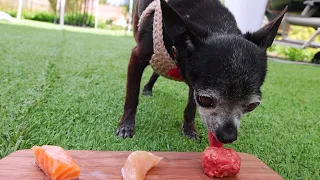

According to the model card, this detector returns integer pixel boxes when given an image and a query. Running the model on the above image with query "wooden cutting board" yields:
[0,150,283,180]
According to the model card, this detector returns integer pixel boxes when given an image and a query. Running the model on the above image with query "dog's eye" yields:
[245,102,260,113]
[197,96,216,107]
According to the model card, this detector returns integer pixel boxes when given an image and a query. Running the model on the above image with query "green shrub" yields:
[31,12,55,23]
[288,26,320,42]
[22,11,36,20]
[3,10,95,27]
[268,25,320,62]
[98,20,107,29]
[282,47,309,61]
[5,10,17,17]
[2,10,126,31]
[1,10,55,22]
[106,19,113,25]
[60,13,95,27]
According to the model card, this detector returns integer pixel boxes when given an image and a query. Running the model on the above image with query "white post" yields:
[17,0,23,20]
[94,0,100,30]
[224,0,268,33]
[60,0,66,30]
[127,0,134,33]
[54,0,61,24]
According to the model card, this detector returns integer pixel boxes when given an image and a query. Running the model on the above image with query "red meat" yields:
[201,147,241,178]
[208,132,223,148]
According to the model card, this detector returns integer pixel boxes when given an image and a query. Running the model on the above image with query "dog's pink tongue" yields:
[208,132,224,148]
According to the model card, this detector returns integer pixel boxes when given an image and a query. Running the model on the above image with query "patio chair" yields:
[273,0,320,49]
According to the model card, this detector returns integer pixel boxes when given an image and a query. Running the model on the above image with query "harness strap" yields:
[138,0,170,57]
[137,0,183,81]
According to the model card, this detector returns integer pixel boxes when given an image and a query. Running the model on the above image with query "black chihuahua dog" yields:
[116,0,287,144]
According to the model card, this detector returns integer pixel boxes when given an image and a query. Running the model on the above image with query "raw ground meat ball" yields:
[201,147,241,178]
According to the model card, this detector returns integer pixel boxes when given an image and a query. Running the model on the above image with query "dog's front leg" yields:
[116,46,148,138]
[182,87,199,139]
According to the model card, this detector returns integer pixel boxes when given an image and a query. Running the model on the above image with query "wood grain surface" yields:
[0,150,283,180]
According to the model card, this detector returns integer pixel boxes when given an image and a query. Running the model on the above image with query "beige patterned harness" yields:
[137,0,183,81]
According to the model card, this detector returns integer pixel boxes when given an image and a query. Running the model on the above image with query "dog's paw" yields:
[142,88,153,96]
[116,123,135,139]
[182,128,200,140]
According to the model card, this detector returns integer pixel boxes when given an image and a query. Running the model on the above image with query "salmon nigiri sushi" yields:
[32,145,80,180]
[121,151,162,180]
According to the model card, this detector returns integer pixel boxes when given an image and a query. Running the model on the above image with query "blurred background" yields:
[0,0,319,63]
[0,0,136,30]
[0,0,320,62]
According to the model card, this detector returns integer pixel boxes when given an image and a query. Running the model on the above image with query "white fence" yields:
[1,0,134,31]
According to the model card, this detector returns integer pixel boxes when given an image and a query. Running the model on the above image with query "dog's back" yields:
[167,0,241,36]
[134,0,243,57]
[136,0,241,40]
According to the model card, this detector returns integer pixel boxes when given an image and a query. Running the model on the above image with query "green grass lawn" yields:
[0,20,319,179]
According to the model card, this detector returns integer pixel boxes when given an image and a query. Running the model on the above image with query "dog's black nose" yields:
[216,122,238,144]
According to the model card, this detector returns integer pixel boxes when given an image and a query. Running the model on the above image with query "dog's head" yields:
[160,0,287,143]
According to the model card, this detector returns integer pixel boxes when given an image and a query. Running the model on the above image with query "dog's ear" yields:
[244,6,288,49]
[160,0,193,44]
